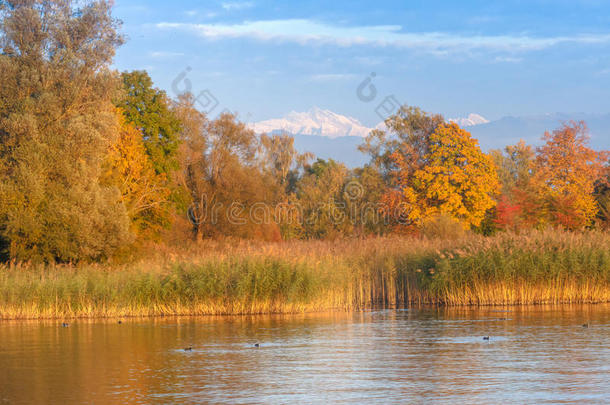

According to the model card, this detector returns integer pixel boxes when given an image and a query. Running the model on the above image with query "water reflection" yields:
[0,305,609,404]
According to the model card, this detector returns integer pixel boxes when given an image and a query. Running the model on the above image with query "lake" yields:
[1,305,609,404]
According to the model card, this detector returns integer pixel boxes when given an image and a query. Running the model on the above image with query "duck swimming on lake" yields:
[62,323,69,328]
[483,336,490,340]
[254,343,260,348]
[184,347,193,351]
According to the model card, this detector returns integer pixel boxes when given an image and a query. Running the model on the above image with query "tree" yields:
[297,159,351,239]
[360,105,444,183]
[118,70,181,177]
[260,132,314,187]
[386,122,500,229]
[260,132,297,185]
[346,166,388,236]
[490,140,538,230]
[490,140,535,193]
[0,0,132,262]
[594,165,610,229]
[172,93,210,240]
[102,110,171,238]
[531,121,609,230]
[173,102,281,240]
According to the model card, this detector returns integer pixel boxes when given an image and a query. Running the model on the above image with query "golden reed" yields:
[1,230,609,319]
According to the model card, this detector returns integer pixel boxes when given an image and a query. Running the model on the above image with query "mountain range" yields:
[249,108,610,167]
[251,107,373,138]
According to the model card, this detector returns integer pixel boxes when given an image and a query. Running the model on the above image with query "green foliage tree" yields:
[0,0,132,262]
[118,70,181,177]
[490,140,535,194]
[346,166,388,236]
[297,159,352,239]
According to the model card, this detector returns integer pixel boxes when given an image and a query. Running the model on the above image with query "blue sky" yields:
[113,0,610,126]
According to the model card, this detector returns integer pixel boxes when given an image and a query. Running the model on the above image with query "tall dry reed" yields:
[1,230,609,319]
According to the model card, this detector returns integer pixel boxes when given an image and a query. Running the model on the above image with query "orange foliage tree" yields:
[102,111,171,238]
[383,122,500,229]
[531,121,609,230]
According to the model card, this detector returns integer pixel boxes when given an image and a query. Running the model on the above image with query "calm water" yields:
[0,305,609,404]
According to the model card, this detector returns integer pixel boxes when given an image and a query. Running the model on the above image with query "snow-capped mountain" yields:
[449,113,490,127]
[248,109,610,168]
[250,107,373,138]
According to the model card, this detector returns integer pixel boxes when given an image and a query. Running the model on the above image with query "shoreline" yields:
[2,302,609,322]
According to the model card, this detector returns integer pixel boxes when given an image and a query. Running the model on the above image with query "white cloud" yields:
[221,2,254,11]
[156,19,610,54]
[493,56,523,63]
[309,73,358,82]
[149,51,185,59]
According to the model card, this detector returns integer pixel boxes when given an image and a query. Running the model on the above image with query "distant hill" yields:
[469,113,610,151]
[291,133,368,167]
[251,109,610,168]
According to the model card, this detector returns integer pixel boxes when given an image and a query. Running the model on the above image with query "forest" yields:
[1,1,609,318]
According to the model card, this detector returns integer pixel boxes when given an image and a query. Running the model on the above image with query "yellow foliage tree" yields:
[388,122,499,229]
[102,111,171,238]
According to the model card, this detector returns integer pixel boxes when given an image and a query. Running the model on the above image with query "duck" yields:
[483,336,490,340]
[62,322,69,328]
[582,323,589,328]
[184,346,193,351]
[117,320,123,325]
[254,343,260,348]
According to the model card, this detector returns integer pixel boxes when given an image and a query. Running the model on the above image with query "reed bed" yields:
[1,230,609,319]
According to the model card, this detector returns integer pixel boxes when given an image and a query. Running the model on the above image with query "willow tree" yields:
[0,0,131,262]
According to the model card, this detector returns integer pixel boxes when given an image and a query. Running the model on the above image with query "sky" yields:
[112,0,610,127]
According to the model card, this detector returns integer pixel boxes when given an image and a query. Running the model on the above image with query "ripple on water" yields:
[0,305,609,404]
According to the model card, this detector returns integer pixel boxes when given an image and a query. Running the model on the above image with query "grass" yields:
[1,230,609,319]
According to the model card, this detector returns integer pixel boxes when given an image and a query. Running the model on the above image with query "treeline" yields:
[1,1,609,263]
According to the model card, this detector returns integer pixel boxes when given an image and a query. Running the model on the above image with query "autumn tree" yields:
[490,140,538,230]
[172,93,210,240]
[173,103,282,240]
[360,106,445,230]
[531,122,609,230]
[260,132,314,188]
[0,0,132,262]
[360,105,444,183]
[102,111,171,238]
[386,122,500,229]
